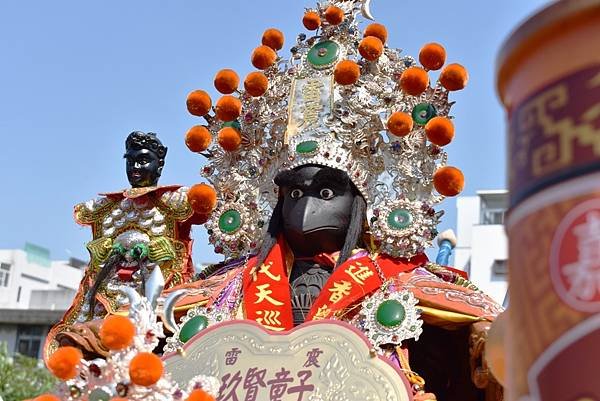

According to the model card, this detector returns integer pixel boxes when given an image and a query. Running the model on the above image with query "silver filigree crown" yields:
[187,0,466,259]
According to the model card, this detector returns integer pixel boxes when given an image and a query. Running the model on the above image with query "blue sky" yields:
[0,0,549,263]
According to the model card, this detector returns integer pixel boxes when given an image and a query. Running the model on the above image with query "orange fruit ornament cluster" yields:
[358,23,387,62]
[129,352,164,387]
[47,346,82,381]
[397,42,468,96]
[99,315,136,350]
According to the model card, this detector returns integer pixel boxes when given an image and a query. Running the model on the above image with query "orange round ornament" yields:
[358,36,383,61]
[251,46,277,70]
[325,6,344,25]
[387,112,414,136]
[244,72,269,97]
[214,69,239,95]
[215,96,242,122]
[186,389,216,401]
[218,127,242,151]
[186,90,212,117]
[188,183,218,215]
[425,117,454,146]
[364,23,388,44]
[334,60,360,85]
[129,352,163,387]
[47,346,82,381]
[433,166,465,196]
[261,28,285,51]
[439,63,468,91]
[185,126,212,153]
[34,394,60,401]
[303,11,321,30]
[400,67,430,96]
[419,43,446,71]
[99,315,135,350]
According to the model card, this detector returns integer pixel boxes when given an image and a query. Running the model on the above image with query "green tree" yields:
[0,342,57,401]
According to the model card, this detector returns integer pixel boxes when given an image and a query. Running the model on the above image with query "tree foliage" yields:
[0,342,57,401]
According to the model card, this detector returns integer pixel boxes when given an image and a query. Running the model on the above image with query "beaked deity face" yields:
[125,148,161,188]
[278,165,355,257]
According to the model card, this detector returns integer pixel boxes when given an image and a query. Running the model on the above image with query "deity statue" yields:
[165,1,504,398]
[45,131,203,361]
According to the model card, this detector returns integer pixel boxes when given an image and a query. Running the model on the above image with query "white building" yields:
[0,243,85,358]
[455,190,508,306]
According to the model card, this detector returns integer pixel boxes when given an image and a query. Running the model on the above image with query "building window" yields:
[16,325,44,358]
[482,209,505,225]
[492,259,508,275]
[0,263,10,287]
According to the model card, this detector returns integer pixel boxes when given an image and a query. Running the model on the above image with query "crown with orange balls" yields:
[185,0,468,259]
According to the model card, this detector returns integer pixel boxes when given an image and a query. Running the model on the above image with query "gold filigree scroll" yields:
[514,69,600,180]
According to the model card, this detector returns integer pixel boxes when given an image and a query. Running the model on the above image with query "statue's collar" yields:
[99,184,182,199]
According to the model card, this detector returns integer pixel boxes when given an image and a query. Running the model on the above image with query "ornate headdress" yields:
[126,131,168,161]
[185,0,467,259]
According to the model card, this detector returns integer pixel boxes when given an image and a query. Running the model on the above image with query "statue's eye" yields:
[290,189,304,199]
[320,188,335,200]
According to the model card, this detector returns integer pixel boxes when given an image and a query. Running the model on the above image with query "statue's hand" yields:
[469,321,493,389]
[54,319,109,360]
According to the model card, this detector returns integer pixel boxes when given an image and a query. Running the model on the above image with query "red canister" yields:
[497,1,600,400]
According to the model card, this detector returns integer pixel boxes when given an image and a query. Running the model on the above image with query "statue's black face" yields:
[125,148,161,188]
[277,166,355,257]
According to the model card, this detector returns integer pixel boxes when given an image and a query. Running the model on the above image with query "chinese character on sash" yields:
[328,281,352,303]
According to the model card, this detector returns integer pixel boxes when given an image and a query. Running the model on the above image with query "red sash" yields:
[243,239,428,331]
[242,237,294,331]
[306,252,428,321]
